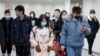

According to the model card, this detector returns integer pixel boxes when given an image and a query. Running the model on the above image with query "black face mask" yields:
[46,16,50,20]
[47,17,50,19]
[74,16,80,19]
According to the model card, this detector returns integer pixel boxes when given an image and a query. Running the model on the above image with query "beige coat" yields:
[30,26,55,56]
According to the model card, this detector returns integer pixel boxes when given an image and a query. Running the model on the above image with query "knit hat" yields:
[90,9,95,14]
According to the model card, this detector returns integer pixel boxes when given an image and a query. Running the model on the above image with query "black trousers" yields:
[1,41,12,54]
[87,38,95,54]
[16,44,31,56]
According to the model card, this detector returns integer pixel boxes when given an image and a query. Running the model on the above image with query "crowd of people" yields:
[0,5,99,56]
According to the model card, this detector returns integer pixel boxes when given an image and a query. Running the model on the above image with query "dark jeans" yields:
[1,42,12,54]
[16,44,31,56]
[87,38,95,54]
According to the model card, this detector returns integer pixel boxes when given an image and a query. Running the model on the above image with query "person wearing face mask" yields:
[51,9,61,31]
[60,7,91,56]
[11,5,32,56]
[30,11,38,27]
[1,10,13,56]
[30,14,55,56]
[51,9,61,56]
[45,12,54,30]
[54,10,68,44]
[85,9,100,56]
[54,10,67,56]
[45,12,51,19]
[54,10,67,54]
[52,9,60,22]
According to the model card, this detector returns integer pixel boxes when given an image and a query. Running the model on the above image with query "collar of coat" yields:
[66,14,86,22]
[87,16,97,22]
[16,15,30,22]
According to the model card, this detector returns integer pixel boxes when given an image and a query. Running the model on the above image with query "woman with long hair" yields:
[30,14,55,56]
[54,10,68,56]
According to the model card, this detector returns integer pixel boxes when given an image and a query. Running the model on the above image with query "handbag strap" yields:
[31,27,37,38]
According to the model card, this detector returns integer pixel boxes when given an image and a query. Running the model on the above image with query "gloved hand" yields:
[47,46,51,52]
[35,45,41,52]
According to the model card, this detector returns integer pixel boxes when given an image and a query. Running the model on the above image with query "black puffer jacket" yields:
[86,17,100,39]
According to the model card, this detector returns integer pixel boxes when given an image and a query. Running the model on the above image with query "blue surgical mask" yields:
[5,16,11,20]
[54,13,60,18]
[41,22,47,27]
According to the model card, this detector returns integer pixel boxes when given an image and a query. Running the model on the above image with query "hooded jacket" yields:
[60,14,91,47]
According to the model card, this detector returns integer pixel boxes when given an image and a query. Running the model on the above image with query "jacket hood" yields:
[66,14,86,22]
[87,16,97,22]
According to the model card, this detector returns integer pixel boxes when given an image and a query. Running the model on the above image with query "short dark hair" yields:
[4,10,10,14]
[15,5,25,14]
[55,9,60,12]
[37,14,49,28]
[60,10,67,16]
[72,7,81,14]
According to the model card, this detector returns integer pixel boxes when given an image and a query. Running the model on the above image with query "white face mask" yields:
[62,15,67,20]
[16,12,20,17]
[30,14,34,18]
[90,14,95,18]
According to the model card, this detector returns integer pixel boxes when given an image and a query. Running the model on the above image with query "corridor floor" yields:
[0,48,100,56]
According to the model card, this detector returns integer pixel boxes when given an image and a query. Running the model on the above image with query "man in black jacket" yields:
[11,5,32,56]
[1,10,13,56]
[86,9,100,56]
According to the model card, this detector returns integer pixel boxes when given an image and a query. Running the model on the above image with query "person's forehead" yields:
[15,10,20,12]
[46,13,50,15]
[5,13,10,15]
[55,11,60,13]
[62,12,67,14]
